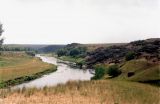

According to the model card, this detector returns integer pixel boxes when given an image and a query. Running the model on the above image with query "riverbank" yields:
[0,67,57,88]
[1,80,159,104]
[41,53,86,69]
[57,56,87,69]
[0,52,57,88]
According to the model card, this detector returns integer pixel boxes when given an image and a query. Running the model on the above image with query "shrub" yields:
[125,52,135,61]
[69,48,80,57]
[107,65,121,77]
[57,49,67,57]
[25,51,35,56]
[92,66,106,80]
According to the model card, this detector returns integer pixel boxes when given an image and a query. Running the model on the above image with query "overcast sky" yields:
[0,0,160,44]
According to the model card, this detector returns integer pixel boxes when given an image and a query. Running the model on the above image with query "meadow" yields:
[0,52,56,87]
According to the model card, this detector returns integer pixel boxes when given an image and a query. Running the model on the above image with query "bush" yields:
[57,49,67,57]
[92,66,106,80]
[69,48,80,57]
[25,51,35,56]
[125,52,135,61]
[107,65,121,77]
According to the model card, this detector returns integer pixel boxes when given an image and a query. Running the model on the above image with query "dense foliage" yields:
[57,49,67,57]
[25,51,36,56]
[56,43,87,58]
[125,52,135,61]
[86,38,160,67]
[107,65,121,77]
[91,65,106,80]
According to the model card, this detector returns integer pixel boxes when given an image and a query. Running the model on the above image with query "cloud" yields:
[0,0,159,44]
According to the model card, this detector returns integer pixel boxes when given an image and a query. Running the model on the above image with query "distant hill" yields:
[3,44,48,50]
[38,45,65,53]
[2,44,65,53]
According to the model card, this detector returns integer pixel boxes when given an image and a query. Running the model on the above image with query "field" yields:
[0,52,56,86]
[0,80,159,104]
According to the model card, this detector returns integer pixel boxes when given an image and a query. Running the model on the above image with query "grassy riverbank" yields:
[0,52,57,88]
[0,80,159,104]
[58,56,84,63]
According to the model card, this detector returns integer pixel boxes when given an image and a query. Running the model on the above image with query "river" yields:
[15,55,94,89]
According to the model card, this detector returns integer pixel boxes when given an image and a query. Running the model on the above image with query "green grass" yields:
[0,52,31,67]
[130,65,160,82]
[0,52,57,87]
[117,59,160,83]
[0,67,57,88]
[58,56,84,63]
[120,58,152,72]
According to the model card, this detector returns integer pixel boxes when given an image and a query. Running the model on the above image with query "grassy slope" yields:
[1,80,159,104]
[130,65,160,82]
[58,56,84,63]
[0,52,56,82]
[118,59,160,82]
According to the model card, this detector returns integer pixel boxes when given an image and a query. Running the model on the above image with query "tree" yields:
[125,51,135,61]
[57,49,67,57]
[0,23,4,47]
[91,65,106,80]
[107,65,121,77]
[69,48,80,57]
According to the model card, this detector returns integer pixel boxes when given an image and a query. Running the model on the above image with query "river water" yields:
[15,55,93,88]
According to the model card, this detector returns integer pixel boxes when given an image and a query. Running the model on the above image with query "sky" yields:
[0,0,160,44]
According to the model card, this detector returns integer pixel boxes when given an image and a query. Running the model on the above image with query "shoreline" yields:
[0,66,57,88]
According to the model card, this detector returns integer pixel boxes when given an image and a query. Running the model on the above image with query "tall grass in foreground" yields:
[0,80,159,104]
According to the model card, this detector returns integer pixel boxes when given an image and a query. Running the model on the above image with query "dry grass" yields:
[0,52,55,81]
[0,80,159,104]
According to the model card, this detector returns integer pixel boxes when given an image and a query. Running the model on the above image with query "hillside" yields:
[2,44,65,53]
[2,44,47,50]
[55,38,160,84]
[118,59,160,83]
[85,38,160,84]
[86,38,160,66]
